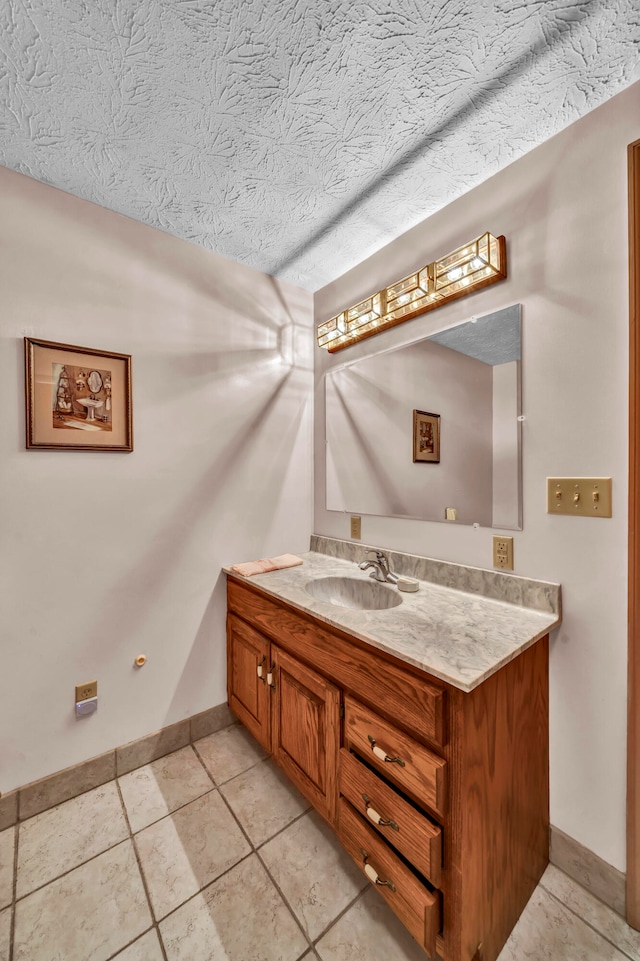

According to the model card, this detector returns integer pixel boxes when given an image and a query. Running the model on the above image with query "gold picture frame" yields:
[25,338,133,451]
[413,409,440,463]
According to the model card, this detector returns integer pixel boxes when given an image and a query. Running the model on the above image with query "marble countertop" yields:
[224,547,561,693]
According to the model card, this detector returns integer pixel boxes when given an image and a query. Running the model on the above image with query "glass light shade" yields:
[434,232,502,296]
[316,232,506,351]
[346,292,383,328]
[385,267,434,320]
[316,312,347,348]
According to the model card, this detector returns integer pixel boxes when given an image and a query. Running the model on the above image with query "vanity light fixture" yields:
[316,232,507,352]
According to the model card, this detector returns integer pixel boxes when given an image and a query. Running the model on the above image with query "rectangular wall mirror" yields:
[325,304,522,529]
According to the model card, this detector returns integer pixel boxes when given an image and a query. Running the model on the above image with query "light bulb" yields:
[470,257,484,270]
[447,267,463,281]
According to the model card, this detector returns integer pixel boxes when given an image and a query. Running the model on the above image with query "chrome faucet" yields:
[359,549,398,584]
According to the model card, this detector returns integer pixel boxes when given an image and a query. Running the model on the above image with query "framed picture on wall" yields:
[25,338,133,451]
[412,409,440,463]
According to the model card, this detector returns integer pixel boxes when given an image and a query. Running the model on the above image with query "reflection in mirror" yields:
[87,370,103,394]
[325,305,522,529]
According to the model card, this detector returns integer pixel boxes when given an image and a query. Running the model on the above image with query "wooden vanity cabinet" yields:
[227,613,271,752]
[226,576,549,961]
[271,645,340,824]
[227,610,340,823]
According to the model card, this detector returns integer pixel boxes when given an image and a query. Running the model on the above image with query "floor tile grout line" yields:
[6,792,318,961]
[212,754,313,853]
[9,779,358,961]
[11,828,132,905]
[189,740,222,790]
[215,778,262,851]
[191,737,270,791]
[540,881,639,961]
[14,763,317,878]
[254,806,314,852]
[253,804,370,954]
[126,783,216,837]
[102,924,157,961]
[118,742,218,831]
[311,885,370,949]
[191,752,322,952]
[117,739,314,947]
[114,778,171,961]
[254,845,315,953]
[149,848,257,927]
[11,730,391,961]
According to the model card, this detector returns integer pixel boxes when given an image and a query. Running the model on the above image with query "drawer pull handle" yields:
[360,849,396,892]
[267,663,276,689]
[362,794,399,832]
[367,735,406,767]
[257,656,266,683]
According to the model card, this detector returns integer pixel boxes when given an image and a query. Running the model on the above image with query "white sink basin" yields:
[305,575,402,611]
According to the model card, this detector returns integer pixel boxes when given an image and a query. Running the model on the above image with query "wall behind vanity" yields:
[0,167,314,793]
[314,79,640,874]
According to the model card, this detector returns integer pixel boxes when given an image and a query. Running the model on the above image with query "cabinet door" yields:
[227,614,271,752]
[271,644,340,825]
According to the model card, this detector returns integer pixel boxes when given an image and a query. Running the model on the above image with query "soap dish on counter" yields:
[397,577,419,592]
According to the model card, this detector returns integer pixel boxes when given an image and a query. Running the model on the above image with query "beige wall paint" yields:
[315,80,639,872]
[492,361,520,528]
[0,168,313,792]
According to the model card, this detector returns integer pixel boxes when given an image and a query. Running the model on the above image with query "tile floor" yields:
[1,721,639,961]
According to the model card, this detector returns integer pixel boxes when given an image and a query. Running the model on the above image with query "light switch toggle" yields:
[547,478,612,517]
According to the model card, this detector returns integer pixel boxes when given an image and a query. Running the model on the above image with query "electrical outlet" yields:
[493,536,514,570]
[75,681,97,702]
[350,515,361,540]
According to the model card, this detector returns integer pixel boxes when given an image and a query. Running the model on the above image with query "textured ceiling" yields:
[1,1,639,291]
[430,305,520,365]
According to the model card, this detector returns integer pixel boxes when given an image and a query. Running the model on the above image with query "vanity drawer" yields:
[344,697,447,817]
[338,797,440,957]
[339,748,442,887]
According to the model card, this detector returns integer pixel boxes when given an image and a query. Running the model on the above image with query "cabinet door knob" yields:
[360,849,396,891]
[362,794,399,831]
[257,655,266,684]
[367,735,406,767]
[267,662,276,689]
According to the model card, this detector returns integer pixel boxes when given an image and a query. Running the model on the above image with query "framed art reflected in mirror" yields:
[413,410,440,463]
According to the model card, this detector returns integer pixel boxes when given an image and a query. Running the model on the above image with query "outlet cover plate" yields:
[350,515,361,539]
[75,681,97,702]
[493,536,514,570]
[547,477,612,517]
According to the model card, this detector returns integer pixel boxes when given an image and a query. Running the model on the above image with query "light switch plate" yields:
[547,478,612,517]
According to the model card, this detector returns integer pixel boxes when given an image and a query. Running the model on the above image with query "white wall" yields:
[315,80,639,872]
[492,361,520,528]
[0,168,314,792]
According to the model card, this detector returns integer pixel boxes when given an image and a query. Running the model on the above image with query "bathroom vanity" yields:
[225,540,560,961]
